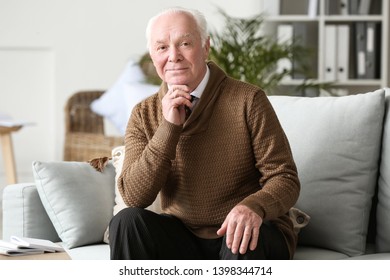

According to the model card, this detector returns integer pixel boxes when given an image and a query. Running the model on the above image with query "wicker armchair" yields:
[63,90,123,162]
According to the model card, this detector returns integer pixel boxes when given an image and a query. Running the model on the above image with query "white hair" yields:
[145,7,209,51]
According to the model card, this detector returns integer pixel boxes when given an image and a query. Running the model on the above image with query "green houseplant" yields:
[209,9,328,96]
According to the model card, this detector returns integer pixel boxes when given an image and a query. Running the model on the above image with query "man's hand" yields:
[217,205,263,255]
[162,85,193,125]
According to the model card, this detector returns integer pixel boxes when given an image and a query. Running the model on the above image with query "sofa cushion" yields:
[294,246,349,260]
[376,88,390,252]
[65,243,110,260]
[32,161,115,249]
[2,183,60,242]
[269,89,385,257]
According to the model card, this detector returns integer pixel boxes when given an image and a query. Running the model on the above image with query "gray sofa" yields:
[2,88,390,260]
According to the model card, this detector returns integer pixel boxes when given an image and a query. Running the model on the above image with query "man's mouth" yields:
[166,67,188,72]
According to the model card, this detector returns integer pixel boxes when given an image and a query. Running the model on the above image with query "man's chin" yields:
[166,78,189,86]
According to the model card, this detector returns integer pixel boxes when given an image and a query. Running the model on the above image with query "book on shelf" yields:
[325,0,350,15]
[365,22,381,79]
[278,0,316,15]
[336,24,350,81]
[325,0,380,15]
[349,0,360,14]
[324,25,337,81]
[326,0,341,15]
[308,0,319,17]
[292,22,309,79]
[355,22,366,78]
[0,236,64,257]
[354,21,380,79]
[264,0,381,16]
[324,24,351,82]
[359,0,372,15]
[276,24,293,80]
[354,0,380,15]
[340,0,349,15]
[277,22,316,80]
[369,0,382,14]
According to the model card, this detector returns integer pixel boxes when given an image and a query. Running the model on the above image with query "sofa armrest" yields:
[2,183,60,242]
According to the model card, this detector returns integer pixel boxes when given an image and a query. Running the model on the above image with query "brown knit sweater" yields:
[118,61,300,258]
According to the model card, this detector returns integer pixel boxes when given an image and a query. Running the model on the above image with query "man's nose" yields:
[168,47,182,62]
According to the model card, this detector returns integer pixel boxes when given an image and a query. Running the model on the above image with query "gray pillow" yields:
[269,89,385,256]
[32,161,115,249]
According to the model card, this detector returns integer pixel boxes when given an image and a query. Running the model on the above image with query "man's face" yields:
[149,12,210,91]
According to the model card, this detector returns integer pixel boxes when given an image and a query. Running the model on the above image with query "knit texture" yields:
[118,62,300,258]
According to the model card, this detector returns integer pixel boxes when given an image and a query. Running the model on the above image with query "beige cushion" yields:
[103,146,161,243]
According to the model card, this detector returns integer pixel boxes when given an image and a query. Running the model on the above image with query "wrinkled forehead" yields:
[153,32,197,45]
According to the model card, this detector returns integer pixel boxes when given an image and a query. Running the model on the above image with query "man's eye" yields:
[181,42,190,47]
[157,46,167,51]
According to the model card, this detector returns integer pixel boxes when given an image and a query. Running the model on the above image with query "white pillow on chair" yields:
[90,60,159,135]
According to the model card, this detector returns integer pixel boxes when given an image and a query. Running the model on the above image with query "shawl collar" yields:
[157,61,228,134]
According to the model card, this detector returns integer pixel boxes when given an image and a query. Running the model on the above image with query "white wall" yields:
[0,0,261,186]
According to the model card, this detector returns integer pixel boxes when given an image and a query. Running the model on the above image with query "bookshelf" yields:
[261,0,389,96]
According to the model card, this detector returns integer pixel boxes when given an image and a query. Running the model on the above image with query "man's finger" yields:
[249,226,259,251]
[231,223,244,254]
[225,221,237,250]
[239,226,253,255]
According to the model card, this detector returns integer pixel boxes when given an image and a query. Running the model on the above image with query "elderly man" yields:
[109,7,300,260]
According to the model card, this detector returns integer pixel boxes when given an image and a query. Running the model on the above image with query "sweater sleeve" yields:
[117,104,182,208]
[239,90,300,220]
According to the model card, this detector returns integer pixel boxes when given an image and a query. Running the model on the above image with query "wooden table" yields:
[0,251,71,260]
[0,125,22,184]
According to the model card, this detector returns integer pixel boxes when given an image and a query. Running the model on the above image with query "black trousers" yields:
[109,207,289,260]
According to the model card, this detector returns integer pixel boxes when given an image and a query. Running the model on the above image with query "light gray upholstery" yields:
[269,89,385,257]
[376,88,390,252]
[2,183,59,242]
[3,88,390,260]
[32,161,115,249]
[294,246,349,260]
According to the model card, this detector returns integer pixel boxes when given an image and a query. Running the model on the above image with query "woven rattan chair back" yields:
[63,90,123,161]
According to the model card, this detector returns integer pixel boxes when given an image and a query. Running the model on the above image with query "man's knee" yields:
[109,207,153,230]
[115,207,146,219]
